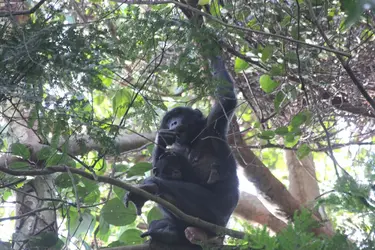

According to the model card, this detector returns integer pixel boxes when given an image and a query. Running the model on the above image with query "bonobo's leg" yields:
[124,183,158,215]
[141,217,187,244]
[139,177,237,245]
[143,177,236,223]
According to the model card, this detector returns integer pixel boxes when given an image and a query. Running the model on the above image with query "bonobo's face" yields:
[162,107,205,145]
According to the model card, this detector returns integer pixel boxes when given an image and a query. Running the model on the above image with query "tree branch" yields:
[112,0,351,57]
[0,166,245,240]
[228,119,334,237]
[305,0,375,112]
[0,0,47,17]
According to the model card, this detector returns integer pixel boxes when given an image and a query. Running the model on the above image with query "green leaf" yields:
[341,0,363,27]
[119,229,143,245]
[274,91,285,112]
[97,216,110,242]
[291,112,308,127]
[27,106,38,129]
[68,210,95,237]
[269,64,285,76]
[259,75,279,93]
[261,45,273,62]
[98,74,113,87]
[51,123,62,148]
[234,57,250,73]
[258,131,275,140]
[147,206,163,224]
[112,89,132,118]
[113,164,128,172]
[9,162,30,170]
[275,126,289,136]
[209,0,221,17]
[285,133,300,147]
[77,186,100,204]
[11,143,30,160]
[37,147,55,161]
[297,144,311,160]
[55,173,80,188]
[127,162,152,177]
[113,186,126,200]
[289,126,302,136]
[46,154,75,167]
[101,198,137,226]
[198,0,210,5]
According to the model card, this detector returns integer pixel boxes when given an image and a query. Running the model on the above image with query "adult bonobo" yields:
[125,54,238,246]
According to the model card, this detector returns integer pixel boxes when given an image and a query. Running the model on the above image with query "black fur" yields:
[124,55,239,246]
[153,151,200,183]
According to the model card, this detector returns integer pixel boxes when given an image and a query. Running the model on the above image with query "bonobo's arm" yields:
[207,56,237,136]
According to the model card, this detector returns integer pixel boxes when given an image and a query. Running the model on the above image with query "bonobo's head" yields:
[160,107,206,145]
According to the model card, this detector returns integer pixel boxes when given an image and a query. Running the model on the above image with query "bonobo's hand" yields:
[124,191,146,215]
[158,129,177,146]
[124,183,159,215]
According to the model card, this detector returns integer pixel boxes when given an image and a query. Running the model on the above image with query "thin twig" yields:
[111,0,351,57]
[305,0,375,112]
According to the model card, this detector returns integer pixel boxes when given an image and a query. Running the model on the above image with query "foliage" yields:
[0,0,374,249]
[228,210,355,250]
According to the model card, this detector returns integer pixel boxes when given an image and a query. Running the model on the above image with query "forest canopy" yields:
[0,0,375,249]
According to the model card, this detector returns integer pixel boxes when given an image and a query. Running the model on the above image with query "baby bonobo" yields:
[155,128,221,185]
[153,151,198,182]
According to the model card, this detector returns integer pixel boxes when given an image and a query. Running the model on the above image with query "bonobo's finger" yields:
[140,230,151,238]
[136,205,143,216]
[158,130,176,145]
[124,193,129,208]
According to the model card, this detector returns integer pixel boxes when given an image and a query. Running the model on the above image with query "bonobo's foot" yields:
[124,183,159,215]
[141,220,181,244]
[185,227,223,245]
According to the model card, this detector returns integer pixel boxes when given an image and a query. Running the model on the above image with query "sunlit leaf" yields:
[11,143,30,160]
[234,57,250,73]
[119,229,143,245]
[258,131,275,140]
[260,75,279,93]
[127,162,152,177]
[101,198,136,226]
[275,126,289,136]
[147,206,163,224]
[37,147,55,161]
[198,0,210,5]
[291,112,308,127]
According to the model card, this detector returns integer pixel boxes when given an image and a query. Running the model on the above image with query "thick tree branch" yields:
[0,0,47,17]
[228,119,334,237]
[0,166,245,240]
[234,192,287,233]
